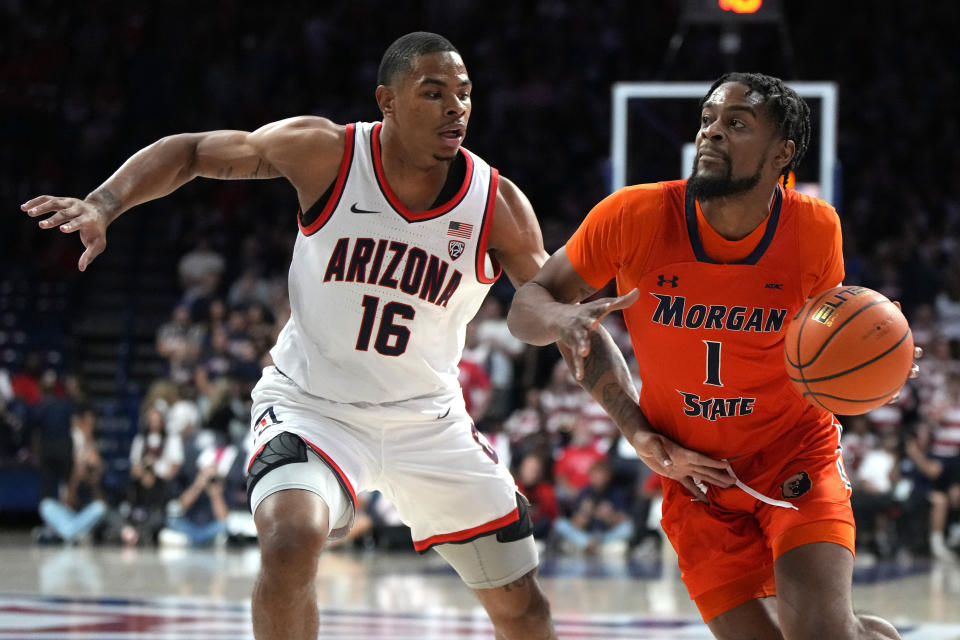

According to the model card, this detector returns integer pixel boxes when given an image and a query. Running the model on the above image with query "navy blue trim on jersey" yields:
[684,184,783,265]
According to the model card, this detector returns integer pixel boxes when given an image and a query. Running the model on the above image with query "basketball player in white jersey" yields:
[22,32,558,640]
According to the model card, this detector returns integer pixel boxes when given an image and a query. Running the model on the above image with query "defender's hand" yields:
[22,196,110,271]
[886,301,921,404]
[630,430,733,502]
[558,288,640,380]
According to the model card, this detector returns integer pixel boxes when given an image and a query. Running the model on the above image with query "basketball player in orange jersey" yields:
[508,73,905,639]
[15,31,612,640]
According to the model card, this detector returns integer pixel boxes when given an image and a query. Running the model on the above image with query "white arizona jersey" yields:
[270,121,501,403]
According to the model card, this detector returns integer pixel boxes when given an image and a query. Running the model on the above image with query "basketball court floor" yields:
[1,532,958,639]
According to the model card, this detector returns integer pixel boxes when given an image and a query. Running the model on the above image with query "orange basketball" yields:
[784,285,914,415]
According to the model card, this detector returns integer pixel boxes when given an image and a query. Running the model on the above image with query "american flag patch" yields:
[447,221,473,238]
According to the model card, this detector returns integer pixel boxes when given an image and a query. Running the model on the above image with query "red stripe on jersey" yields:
[371,122,474,222]
[298,123,356,236]
[475,168,501,284]
[300,438,358,508]
[246,443,267,472]
[412,506,518,552]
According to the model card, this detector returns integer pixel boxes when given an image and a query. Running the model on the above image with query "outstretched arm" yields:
[509,249,733,499]
[22,116,343,270]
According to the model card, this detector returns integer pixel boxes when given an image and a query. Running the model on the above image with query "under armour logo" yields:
[657,274,679,288]
[765,283,784,290]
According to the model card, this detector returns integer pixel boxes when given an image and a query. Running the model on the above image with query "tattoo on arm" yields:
[601,382,640,427]
[216,159,278,180]
[581,332,612,389]
[88,187,121,214]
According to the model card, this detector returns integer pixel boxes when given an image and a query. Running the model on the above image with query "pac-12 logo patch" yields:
[448,240,465,260]
[254,406,282,432]
[780,471,812,499]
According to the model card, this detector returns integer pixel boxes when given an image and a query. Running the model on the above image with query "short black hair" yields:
[701,72,811,184]
[377,31,460,87]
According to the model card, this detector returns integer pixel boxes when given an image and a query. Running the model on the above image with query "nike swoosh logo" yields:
[437,407,451,420]
[350,203,379,214]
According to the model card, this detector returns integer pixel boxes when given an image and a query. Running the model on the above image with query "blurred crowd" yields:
[1,2,959,562]
[3,246,959,563]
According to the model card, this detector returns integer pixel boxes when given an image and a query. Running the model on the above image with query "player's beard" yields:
[688,154,764,201]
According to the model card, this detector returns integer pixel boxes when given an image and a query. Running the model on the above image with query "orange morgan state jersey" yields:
[566,180,845,459]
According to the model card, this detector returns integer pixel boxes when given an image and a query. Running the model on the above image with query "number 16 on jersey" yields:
[356,295,415,356]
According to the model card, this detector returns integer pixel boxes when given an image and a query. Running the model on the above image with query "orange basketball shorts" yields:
[659,418,856,622]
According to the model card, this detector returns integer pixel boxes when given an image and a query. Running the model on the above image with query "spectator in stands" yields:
[552,458,633,556]
[504,387,546,461]
[36,404,107,543]
[458,323,493,421]
[553,415,608,507]
[0,396,28,464]
[30,372,75,500]
[924,371,960,560]
[935,264,960,345]
[178,235,225,308]
[909,304,939,352]
[899,423,943,558]
[0,368,12,405]
[227,265,276,310]
[158,411,230,547]
[156,304,204,384]
[850,430,900,558]
[515,453,558,541]
[129,407,182,484]
[160,460,229,547]
[245,303,275,358]
[11,352,44,407]
[202,298,228,339]
[465,297,524,422]
[223,306,260,383]
[166,383,203,439]
[630,472,665,560]
[540,358,584,438]
[117,457,169,547]
[194,326,236,394]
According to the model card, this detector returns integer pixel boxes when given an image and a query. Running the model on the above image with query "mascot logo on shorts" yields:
[448,240,465,260]
[781,471,812,499]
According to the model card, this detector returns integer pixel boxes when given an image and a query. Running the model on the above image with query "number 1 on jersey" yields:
[356,295,415,356]
[703,340,723,387]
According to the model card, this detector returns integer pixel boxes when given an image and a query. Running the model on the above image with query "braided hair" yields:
[377,32,460,87]
[701,72,811,185]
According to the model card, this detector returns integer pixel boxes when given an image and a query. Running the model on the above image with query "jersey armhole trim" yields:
[298,122,356,236]
[476,168,502,284]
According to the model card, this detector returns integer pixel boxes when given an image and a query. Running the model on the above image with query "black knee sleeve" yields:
[496,492,533,543]
[246,432,309,509]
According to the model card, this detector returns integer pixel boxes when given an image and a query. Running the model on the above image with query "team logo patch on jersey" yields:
[448,240,465,260]
[254,406,282,432]
[780,471,812,499]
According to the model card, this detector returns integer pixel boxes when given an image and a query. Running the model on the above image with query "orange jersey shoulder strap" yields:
[566,181,686,290]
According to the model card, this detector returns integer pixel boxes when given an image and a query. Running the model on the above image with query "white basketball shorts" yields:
[247,366,522,552]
